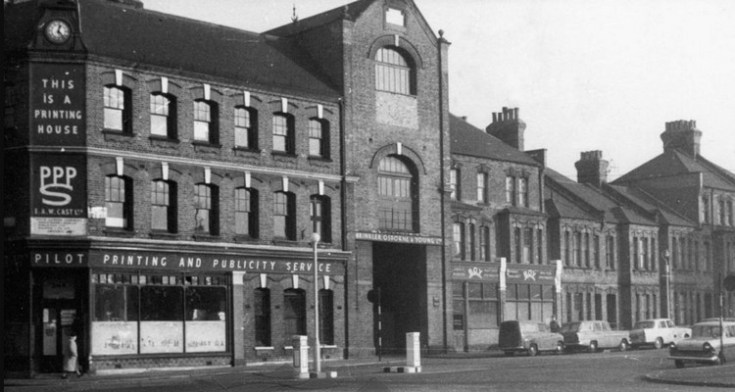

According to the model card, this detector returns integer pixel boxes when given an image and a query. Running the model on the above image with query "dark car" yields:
[499,320,564,356]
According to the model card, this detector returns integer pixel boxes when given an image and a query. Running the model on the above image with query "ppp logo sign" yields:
[32,155,86,217]
[40,166,77,206]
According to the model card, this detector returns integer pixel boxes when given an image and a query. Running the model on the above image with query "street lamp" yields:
[663,249,672,319]
[311,232,321,376]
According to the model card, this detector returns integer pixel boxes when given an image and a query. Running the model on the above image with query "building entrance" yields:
[36,271,84,372]
[372,242,427,354]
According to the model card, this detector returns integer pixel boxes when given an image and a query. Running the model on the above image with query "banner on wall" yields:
[31,153,87,236]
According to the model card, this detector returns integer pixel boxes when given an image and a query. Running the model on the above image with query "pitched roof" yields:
[6,0,340,100]
[266,0,374,37]
[449,115,539,166]
[605,184,694,227]
[614,150,735,191]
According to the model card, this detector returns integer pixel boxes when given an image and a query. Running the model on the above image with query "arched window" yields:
[283,288,306,339]
[105,175,132,229]
[375,47,414,95]
[378,155,418,232]
[151,180,177,233]
[453,222,465,259]
[235,187,258,238]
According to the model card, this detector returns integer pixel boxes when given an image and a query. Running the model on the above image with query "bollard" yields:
[292,335,309,379]
[406,332,421,372]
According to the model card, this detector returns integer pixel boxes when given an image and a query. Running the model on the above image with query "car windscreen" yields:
[692,325,720,338]
[560,322,580,333]
[634,321,655,329]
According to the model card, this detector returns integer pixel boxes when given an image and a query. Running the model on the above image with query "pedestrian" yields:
[62,334,81,379]
[549,314,561,333]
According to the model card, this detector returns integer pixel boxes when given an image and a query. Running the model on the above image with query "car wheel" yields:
[653,337,663,350]
[619,339,629,352]
[555,341,564,355]
[675,360,685,369]
[527,344,538,357]
[588,341,598,353]
[504,351,515,357]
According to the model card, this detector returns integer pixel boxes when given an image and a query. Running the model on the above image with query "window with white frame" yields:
[105,175,131,229]
[150,93,176,138]
[234,106,257,149]
[235,187,257,238]
[375,47,413,95]
[272,113,294,154]
[273,191,295,240]
[477,172,488,203]
[195,184,218,235]
[308,118,329,158]
[104,86,130,132]
[151,180,176,233]
[194,100,218,144]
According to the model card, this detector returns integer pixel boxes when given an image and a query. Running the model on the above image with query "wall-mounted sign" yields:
[355,231,443,245]
[451,264,500,281]
[30,63,86,146]
[506,265,557,284]
[31,154,87,235]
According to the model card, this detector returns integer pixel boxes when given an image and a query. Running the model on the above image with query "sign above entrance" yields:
[355,231,442,245]
[505,265,556,284]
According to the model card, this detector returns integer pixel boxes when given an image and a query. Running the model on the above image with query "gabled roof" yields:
[614,150,735,191]
[5,0,340,100]
[266,0,374,37]
[449,115,539,167]
[605,184,695,227]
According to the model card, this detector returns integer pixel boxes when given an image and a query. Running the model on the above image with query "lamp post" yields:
[663,249,672,319]
[311,232,321,376]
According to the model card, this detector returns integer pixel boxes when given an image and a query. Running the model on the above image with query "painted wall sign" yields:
[355,231,443,245]
[451,263,500,281]
[31,153,87,235]
[30,63,86,146]
[32,252,87,266]
[505,265,557,284]
[86,250,345,275]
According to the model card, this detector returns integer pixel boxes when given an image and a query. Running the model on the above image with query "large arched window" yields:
[378,155,418,232]
[375,47,415,95]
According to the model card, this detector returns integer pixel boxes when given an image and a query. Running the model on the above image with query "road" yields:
[15,349,727,392]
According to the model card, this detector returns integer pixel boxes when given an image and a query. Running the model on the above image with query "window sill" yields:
[103,228,135,237]
[149,231,179,240]
[192,233,221,242]
[102,129,135,142]
[234,235,259,243]
[254,346,274,351]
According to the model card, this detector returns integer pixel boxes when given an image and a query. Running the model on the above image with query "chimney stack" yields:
[575,150,609,187]
[485,107,526,150]
[660,119,701,157]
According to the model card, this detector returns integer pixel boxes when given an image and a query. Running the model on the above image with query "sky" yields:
[144,0,735,180]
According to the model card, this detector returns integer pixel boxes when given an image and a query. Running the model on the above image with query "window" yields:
[505,176,516,205]
[150,93,176,138]
[584,233,590,268]
[193,100,218,144]
[536,229,544,264]
[195,184,218,235]
[719,198,727,225]
[515,228,522,264]
[518,178,529,207]
[574,232,582,266]
[505,284,554,322]
[272,113,294,154]
[104,86,131,133]
[254,288,271,346]
[375,47,413,95]
[105,175,132,229]
[319,289,334,345]
[385,7,405,26]
[469,223,476,261]
[701,196,710,224]
[477,172,488,203]
[466,282,500,329]
[523,228,532,263]
[453,222,465,259]
[273,191,296,240]
[283,289,306,339]
[641,237,649,270]
[151,180,177,233]
[310,195,331,243]
[633,237,640,270]
[593,234,600,269]
[235,187,258,238]
[234,106,257,149]
[308,119,329,158]
[728,200,734,226]
[449,168,459,200]
[378,155,418,232]
[480,226,491,261]
[564,231,572,266]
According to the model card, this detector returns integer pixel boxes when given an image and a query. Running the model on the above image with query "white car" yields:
[668,320,735,368]
[630,318,691,349]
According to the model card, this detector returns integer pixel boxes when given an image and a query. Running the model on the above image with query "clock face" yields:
[44,20,71,44]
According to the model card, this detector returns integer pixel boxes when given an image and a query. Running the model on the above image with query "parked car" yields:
[669,319,735,368]
[498,320,564,356]
[561,320,630,352]
[630,318,691,349]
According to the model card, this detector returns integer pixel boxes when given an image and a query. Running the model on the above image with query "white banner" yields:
[140,321,183,354]
[91,321,138,355]
[185,321,226,352]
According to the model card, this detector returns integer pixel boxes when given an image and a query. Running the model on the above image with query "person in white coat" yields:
[62,334,81,379]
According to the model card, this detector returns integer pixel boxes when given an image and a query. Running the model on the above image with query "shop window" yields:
[150,93,177,139]
[254,288,271,346]
[273,191,296,240]
[193,99,219,144]
[283,289,306,339]
[319,289,334,345]
[449,168,459,200]
[467,282,499,329]
[308,118,329,158]
[104,85,131,133]
[310,195,331,243]
[480,226,491,261]
[234,106,257,149]
[151,180,177,233]
[453,222,465,259]
[140,285,184,353]
[476,172,488,203]
[375,46,414,95]
[195,184,219,235]
[272,113,294,154]
[185,286,227,352]
[505,284,553,323]
[105,175,132,230]
[377,155,418,232]
[235,187,258,238]
[95,285,138,322]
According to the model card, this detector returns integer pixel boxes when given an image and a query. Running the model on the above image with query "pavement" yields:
[5,353,735,391]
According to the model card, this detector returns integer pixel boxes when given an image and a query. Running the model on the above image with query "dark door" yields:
[37,271,83,373]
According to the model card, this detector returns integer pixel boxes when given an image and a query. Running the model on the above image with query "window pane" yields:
[254,289,271,346]
[104,108,123,130]
[151,114,168,136]
[284,289,306,338]
[194,121,209,141]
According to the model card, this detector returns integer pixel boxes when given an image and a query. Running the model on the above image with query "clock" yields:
[44,19,71,44]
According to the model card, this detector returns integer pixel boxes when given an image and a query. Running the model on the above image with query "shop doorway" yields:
[372,242,427,354]
[36,271,84,373]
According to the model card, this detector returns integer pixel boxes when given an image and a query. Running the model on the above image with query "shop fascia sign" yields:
[355,231,442,245]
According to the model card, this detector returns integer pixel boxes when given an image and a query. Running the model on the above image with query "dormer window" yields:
[386,7,405,26]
